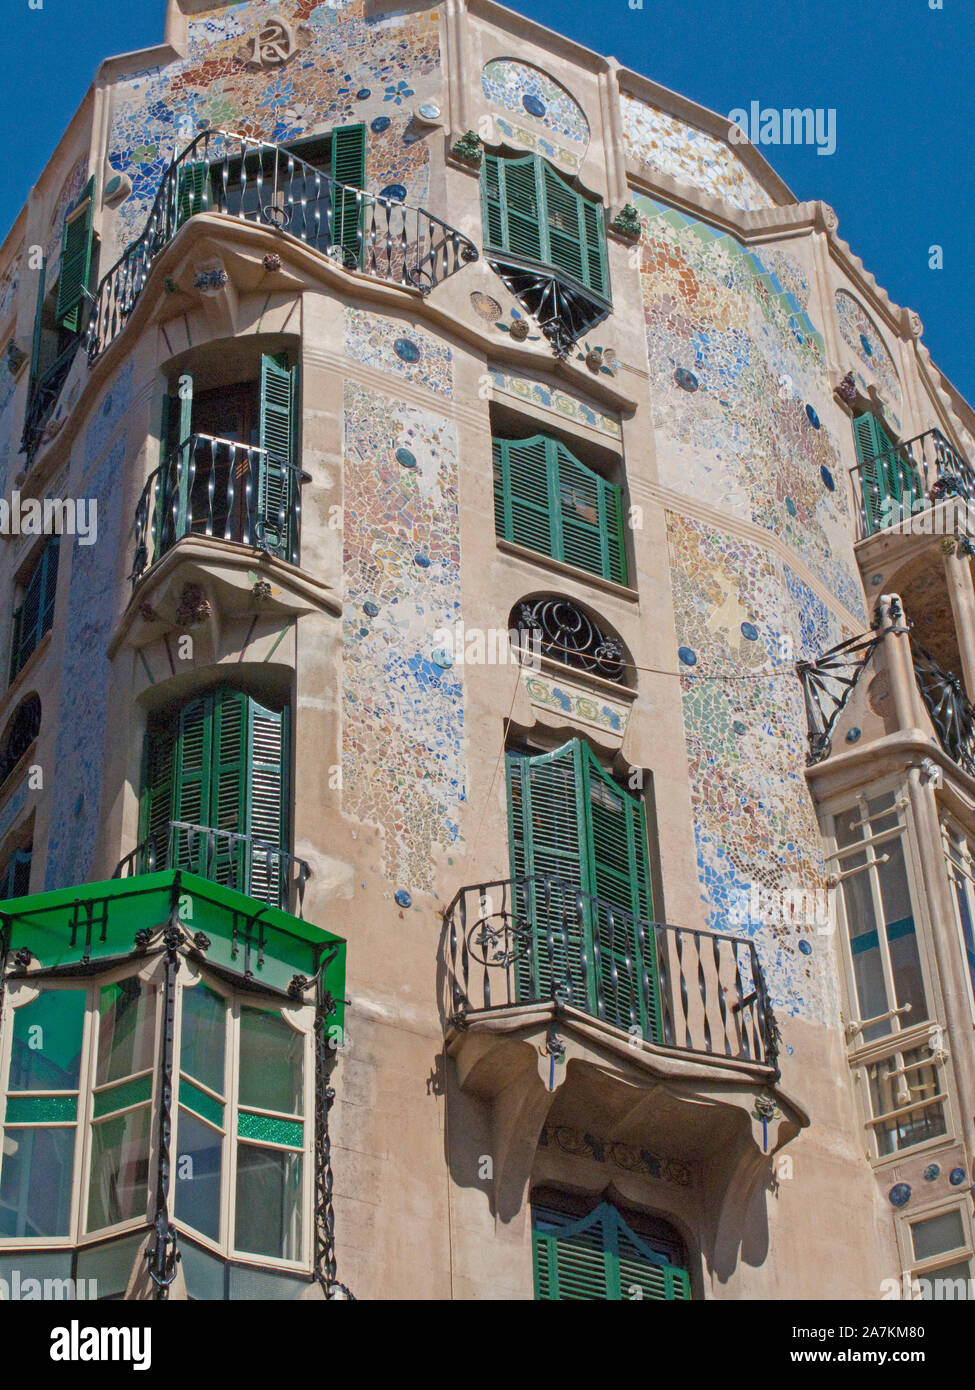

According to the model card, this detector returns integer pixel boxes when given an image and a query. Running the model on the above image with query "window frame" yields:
[894,1195,974,1298]
[940,813,975,1026]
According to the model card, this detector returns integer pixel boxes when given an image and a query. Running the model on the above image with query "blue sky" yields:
[2,0,972,403]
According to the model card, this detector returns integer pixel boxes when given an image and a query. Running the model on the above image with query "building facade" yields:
[0,0,974,1300]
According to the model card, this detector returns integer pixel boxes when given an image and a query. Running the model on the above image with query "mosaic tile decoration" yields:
[666,512,844,1025]
[523,671,629,741]
[341,382,465,891]
[633,193,865,622]
[105,0,441,255]
[0,246,22,326]
[344,306,452,397]
[482,58,589,169]
[44,433,128,891]
[621,95,774,213]
[835,289,902,431]
[43,158,89,268]
[489,368,621,439]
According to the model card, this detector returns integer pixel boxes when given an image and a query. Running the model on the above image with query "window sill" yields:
[496,536,639,603]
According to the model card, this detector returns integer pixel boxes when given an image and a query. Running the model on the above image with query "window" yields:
[144,353,298,574]
[140,685,291,908]
[853,412,923,535]
[941,819,975,1018]
[511,595,629,684]
[493,433,627,584]
[0,693,41,792]
[482,153,608,301]
[0,970,313,1270]
[831,790,948,1158]
[531,1196,690,1300]
[0,845,31,900]
[902,1205,973,1300]
[9,537,59,682]
[55,177,96,333]
[507,738,660,1038]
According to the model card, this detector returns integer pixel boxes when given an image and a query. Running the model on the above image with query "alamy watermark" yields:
[727,102,836,157]
[430,620,542,669]
[1,1270,97,1300]
[0,491,97,544]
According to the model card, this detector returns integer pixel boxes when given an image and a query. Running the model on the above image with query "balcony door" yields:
[141,686,290,907]
[506,739,660,1039]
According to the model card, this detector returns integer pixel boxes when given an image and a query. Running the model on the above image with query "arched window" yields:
[139,685,290,908]
[531,1194,690,1300]
[493,433,627,584]
[510,595,630,685]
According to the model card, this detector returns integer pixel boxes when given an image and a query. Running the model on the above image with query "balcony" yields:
[131,433,304,584]
[114,820,310,917]
[88,129,479,362]
[854,428,974,539]
[445,875,778,1068]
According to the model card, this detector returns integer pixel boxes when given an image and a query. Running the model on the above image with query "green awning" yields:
[0,870,345,1030]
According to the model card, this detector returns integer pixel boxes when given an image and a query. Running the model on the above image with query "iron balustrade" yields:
[131,433,303,583]
[444,875,779,1071]
[912,643,975,780]
[88,128,479,361]
[114,820,310,917]
[21,339,80,460]
[854,428,975,538]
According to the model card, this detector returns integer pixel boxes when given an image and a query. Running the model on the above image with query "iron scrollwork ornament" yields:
[516,597,626,683]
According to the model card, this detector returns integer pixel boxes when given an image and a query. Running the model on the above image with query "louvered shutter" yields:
[257,354,296,560]
[493,436,554,557]
[481,154,505,251]
[211,690,250,890]
[27,263,46,399]
[56,177,95,332]
[10,538,59,680]
[174,162,209,230]
[532,1202,690,1301]
[543,164,586,285]
[484,154,544,264]
[331,123,366,265]
[582,200,608,300]
[555,441,627,584]
[139,721,176,870]
[507,743,591,1010]
[247,698,288,906]
[172,695,214,876]
[852,413,922,534]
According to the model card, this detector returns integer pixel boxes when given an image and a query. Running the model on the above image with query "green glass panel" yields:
[92,1071,153,1119]
[234,1145,302,1261]
[237,1110,303,1147]
[179,982,226,1097]
[10,990,86,1091]
[179,1076,224,1128]
[87,1106,151,1232]
[238,1006,303,1116]
[5,1094,77,1123]
[96,977,157,1084]
[0,1126,75,1237]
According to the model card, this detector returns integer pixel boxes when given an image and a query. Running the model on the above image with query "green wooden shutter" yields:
[10,538,59,681]
[499,155,544,264]
[581,199,608,299]
[139,721,176,871]
[331,123,366,265]
[174,162,209,230]
[542,163,586,286]
[257,354,296,559]
[27,262,46,398]
[481,153,505,251]
[852,413,923,535]
[172,694,215,875]
[493,436,554,558]
[532,1202,691,1301]
[247,698,289,906]
[56,177,95,332]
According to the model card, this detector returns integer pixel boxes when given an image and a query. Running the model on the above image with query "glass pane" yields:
[237,1111,302,1146]
[878,840,927,1023]
[841,858,889,1038]
[92,1072,153,1119]
[87,1106,151,1231]
[916,1260,971,1299]
[174,1108,223,1243]
[180,983,226,1097]
[868,1046,946,1156]
[96,979,157,1085]
[238,1008,303,1116]
[6,1095,77,1123]
[76,1232,146,1299]
[10,990,85,1091]
[180,1077,224,1128]
[912,1209,966,1261]
[234,1145,302,1261]
[0,1126,75,1237]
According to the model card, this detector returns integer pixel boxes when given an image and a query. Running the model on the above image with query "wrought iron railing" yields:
[88,128,479,361]
[114,820,310,917]
[513,596,627,684]
[444,876,778,1071]
[854,428,975,538]
[131,433,303,583]
[21,338,81,460]
[912,643,975,780]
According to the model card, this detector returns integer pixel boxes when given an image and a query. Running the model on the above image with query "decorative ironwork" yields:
[444,875,779,1073]
[87,128,479,361]
[912,642,975,779]
[0,693,41,791]
[146,891,181,1298]
[114,820,311,917]
[513,596,626,684]
[795,628,885,764]
[487,258,609,357]
[131,433,305,585]
[314,976,354,1299]
[21,339,80,461]
[853,428,975,539]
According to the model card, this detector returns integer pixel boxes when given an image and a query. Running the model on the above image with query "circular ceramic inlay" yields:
[846,727,862,743]
[356,88,371,100]
[740,622,759,641]
[732,720,746,735]
[888,1183,911,1207]
[871,573,884,586]
[470,291,502,322]
[394,337,421,363]
[805,404,821,429]
[379,183,407,202]
[923,1164,941,1182]
[820,466,835,491]
[860,333,873,358]
[674,367,699,392]
[394,889,412,908]
[950,1168,967,1186]
[798,939,813,956]
[417,102,441,121]
[431,648,454,669]
[395,447,417,469]
[522,94,546,118]
[363,601,379,618]
[414,552,431,568]
[371,115,391,133]
[678,646,698,666]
